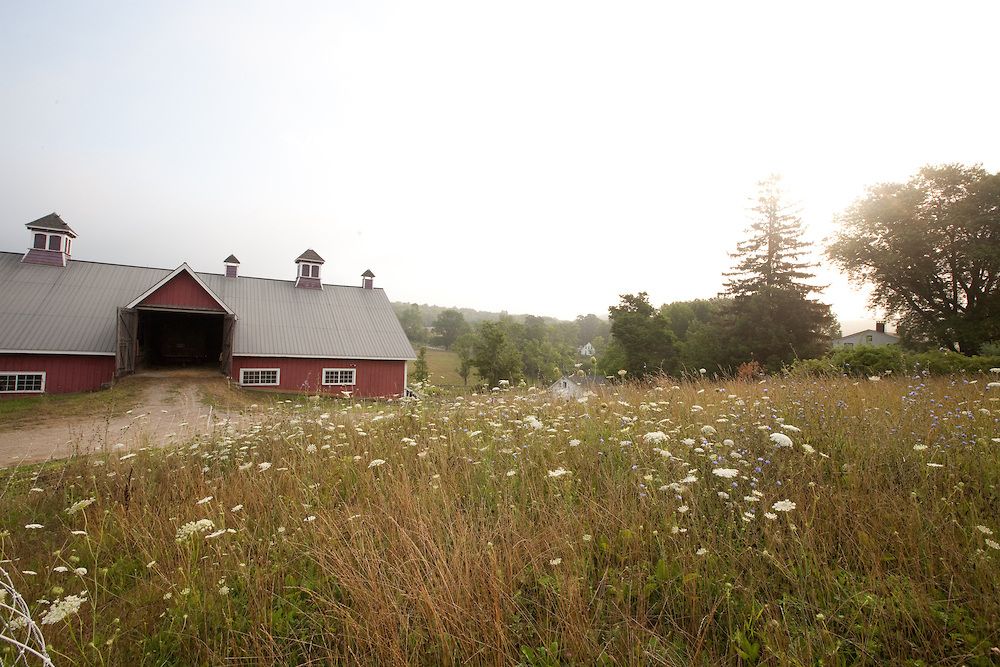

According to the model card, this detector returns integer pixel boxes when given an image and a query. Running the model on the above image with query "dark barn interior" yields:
[137,310,223,368]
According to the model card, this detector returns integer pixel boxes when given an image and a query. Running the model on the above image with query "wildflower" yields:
[505,470,517,477]
[976,525,993,535]
[927,463,945,468]
[764,512,777,520]
[696,547,708,556]
[986,539,1000,550]
[304,515,316,522]
[549,558,562,566]
[74,567,87,576]
[643,431,668,445]
[801,443,815,454]
[569,439,581,447]
[547,468,571,478]
[24,523,44,530]
[368,459,387,468]
[41,593,87,625]
[676,505,689,513]
[257,462,272,472]
[582,534,592,542]
[771,500,796,512]
[913,444,928,451]
[205,529,227,539]
[231,505,243,512]
[712,468,739,479]
[53,566,68,573]
[196,496,213,505]
[175,519,215,542]
[780,424,802,433]
[65,498,96,515]
[700,425,717,436]
[617,370,627,377]
[769,433,793,448]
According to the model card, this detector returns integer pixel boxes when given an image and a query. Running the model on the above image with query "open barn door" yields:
[219,314,236,377]
[115,307,138,377]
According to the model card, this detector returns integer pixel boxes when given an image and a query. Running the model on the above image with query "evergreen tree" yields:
[723,176,836,370]
[412,346,429,383]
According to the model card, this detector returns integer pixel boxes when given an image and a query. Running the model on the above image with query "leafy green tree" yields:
[608,293,680,377]
[828,164,1000,354]
[452,332,477,386]
[397,304,427,345]
[723,175,836,370]
[574,314,610,347]
[432,309,471,349]
[412,346,429,383]
[472,321,523,387]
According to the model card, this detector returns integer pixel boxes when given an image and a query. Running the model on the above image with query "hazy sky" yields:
[2,2,998,329]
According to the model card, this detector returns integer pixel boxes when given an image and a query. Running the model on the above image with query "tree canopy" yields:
[608,293,680,377]
[432,309,471,349]
[828,164,1000,354]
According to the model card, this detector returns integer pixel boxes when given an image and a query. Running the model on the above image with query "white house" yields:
[549,374,606,399]
[832,322,899,348]
[578,342,596,357]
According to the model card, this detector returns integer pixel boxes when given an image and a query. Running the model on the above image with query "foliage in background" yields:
[608,293,680,377]
[790,346,1000,378]
[828,164,1000,355]
[431,309,471,350]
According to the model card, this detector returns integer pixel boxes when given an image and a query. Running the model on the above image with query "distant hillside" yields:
[392,302,574,327]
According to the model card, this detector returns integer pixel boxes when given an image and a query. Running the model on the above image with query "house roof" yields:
[295,249,325,264]
[26,213,77,237]
[362,269,375,278]
[224,254,240,264]
[0,252,415,360]
[833,329,899,342]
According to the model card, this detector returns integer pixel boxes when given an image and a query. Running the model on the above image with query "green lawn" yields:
[421,347,475,387]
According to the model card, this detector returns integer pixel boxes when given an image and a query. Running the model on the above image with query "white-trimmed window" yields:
[322,368,356,386]
[239,368,280,386]
[299,263,320,278]
[0,372,46,393]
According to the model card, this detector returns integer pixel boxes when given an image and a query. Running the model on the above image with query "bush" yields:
[790,347,1000,378]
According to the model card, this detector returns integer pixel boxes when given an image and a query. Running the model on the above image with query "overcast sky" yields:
[2,2,998,328]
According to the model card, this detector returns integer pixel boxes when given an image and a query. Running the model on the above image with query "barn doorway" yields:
[136,309,225,370]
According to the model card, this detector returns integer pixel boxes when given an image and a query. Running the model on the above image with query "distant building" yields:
[578,342,595,357]
[1,213,415,397]
[549,374,606,399]
[832,322,899,348]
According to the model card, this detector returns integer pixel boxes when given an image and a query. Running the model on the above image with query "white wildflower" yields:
[40,593,87,625]
[643,431,668,445]
[196,496,213,505]
[368,459,387,468]
[65,498,96,515]
[175,518,215,542]
[769,433,793,448]
[771,499,796,512]
[547,468,571,478]
[712,468,739,479]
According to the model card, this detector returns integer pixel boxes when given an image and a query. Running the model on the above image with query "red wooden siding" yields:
[0,354,115,396]
[140,272,225,311]
[231,357,407,398]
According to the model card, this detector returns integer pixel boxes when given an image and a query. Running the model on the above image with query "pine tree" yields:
[722,175,837,369]
[724,175,822,297]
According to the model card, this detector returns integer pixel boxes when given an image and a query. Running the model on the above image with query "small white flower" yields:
[986,539,1000,550]
[549,558,562,566]
[65,498,96,515]
[231,504,243,512]
[976,525,993,535]
[700,425,717,436]
[711,468,739,479]
[24,524,44,530]
[40,593,87,625]
[368,459,387,468]
[696,547,708,555]
[196,496,213,505]
[257,462,272,472]
[643,431,668,445]
[913,444,928,451]
[764,512,777,520]
[771,499,796,513]
[769,433,793,448]
[547,468,571,478]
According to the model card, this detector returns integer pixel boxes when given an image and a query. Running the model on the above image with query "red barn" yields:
[0,214,415,398]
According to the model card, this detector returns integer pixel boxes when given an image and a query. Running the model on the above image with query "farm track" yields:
[0,377,254,466]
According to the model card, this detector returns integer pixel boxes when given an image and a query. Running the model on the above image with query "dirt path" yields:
[0,378,256,466]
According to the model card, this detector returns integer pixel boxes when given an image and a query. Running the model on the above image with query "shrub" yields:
[791,347,1000,378]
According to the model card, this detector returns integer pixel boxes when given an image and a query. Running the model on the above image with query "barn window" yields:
[48,235,62,251]
[311,265,319,278]
[239,368,280,386]
[33,233,46,249]
[865,335,873,343]
[0,372,46,393]
[322,368,356,386]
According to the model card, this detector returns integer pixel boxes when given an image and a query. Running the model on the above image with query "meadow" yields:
[1,373,999,665]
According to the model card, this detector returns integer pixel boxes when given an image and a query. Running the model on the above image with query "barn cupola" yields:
[361,269,375,289]
[22,213,77,267]
[294,249,325,289]
[224,254,240,278]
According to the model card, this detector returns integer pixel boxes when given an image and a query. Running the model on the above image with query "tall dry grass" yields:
[1,375,999,665]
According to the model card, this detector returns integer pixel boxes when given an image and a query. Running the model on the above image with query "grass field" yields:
[422,346,475,386]
[1,375,999,665]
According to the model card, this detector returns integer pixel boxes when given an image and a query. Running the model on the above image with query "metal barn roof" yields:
[0,252,415,360]
[25,213,77,237]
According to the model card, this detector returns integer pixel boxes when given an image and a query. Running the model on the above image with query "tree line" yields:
[401,164,1000,386]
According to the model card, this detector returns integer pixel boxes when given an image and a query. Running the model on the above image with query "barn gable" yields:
[126,264,233,313]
